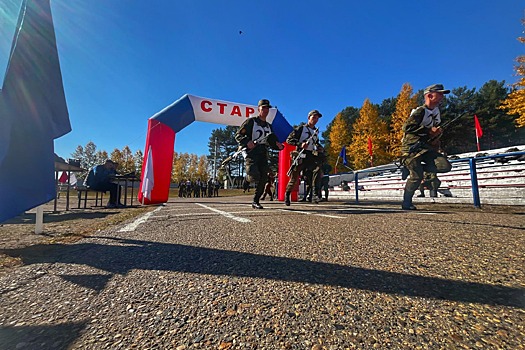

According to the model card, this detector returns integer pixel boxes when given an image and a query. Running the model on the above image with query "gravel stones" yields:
[1,198,524,349]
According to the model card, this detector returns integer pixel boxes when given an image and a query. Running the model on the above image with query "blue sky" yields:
[1,1,523,159]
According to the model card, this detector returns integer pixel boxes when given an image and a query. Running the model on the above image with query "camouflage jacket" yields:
[401,105,441,155]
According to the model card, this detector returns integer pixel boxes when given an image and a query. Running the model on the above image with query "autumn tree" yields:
[328,112,353,171]
[172,152,189,183]
[196,155,209,181]
[389,83,417,158]
[322,106,359,160]
[499,18,525,128]
[349,99,390,169]
[70,141,108,178]
[111,146,135,174]
[134,150,143,177]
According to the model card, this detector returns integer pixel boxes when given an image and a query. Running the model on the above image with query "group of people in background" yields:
[177,178,220,198]
[237,83,453,210]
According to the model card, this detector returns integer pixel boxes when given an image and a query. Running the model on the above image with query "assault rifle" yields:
[408,112,468,155]
[220,132,275,168]
[286,127,320,177]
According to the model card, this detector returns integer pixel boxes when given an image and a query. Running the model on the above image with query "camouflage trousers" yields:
[403,150,451,194]
[286,153,321,194]
[419,172,441,192]
[245,156,269,202]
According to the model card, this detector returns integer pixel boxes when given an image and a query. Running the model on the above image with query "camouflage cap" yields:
[258,99,272,108]
[424,84,450,95]
[308,109,322,118]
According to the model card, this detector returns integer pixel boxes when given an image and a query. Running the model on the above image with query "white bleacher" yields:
[328,145,525,206]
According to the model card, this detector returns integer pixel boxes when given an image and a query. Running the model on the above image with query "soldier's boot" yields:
[285,192,291,206]
[416,191,425,197]
[401,191,417,210]
[252,202,263,209]
[429,190,438,198]
[313,193,320,204]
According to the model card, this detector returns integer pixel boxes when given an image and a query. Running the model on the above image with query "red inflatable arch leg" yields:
[138,119,176,204]
[277,142,298,202]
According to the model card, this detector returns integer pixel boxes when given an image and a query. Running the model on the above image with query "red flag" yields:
[367,136,373,156]
[474,115,483,138]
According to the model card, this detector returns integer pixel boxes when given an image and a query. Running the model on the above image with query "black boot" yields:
[401,191,417,210]
[429,190,438,198]
[285,192,291,206]
[252,202,263,209]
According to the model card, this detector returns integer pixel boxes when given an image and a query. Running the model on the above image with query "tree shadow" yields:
[0,321,86,350]
[1,236,523,308]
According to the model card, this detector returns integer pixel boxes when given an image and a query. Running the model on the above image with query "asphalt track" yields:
[1,196,524,349]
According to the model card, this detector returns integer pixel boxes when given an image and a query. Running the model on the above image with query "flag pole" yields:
[475,129,480,152]
[334,156,340,174]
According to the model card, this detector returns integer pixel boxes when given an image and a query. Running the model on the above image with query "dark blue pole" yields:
[354,172,359,204]
[469,158,481,208]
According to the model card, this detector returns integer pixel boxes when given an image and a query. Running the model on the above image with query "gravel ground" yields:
[0,197,524,349]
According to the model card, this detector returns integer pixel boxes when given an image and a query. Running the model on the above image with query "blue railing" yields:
[352,151,525,208]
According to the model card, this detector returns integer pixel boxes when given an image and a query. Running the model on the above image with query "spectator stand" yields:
[328,146,525,208]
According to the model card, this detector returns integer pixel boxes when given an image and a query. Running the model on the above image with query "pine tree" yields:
[389,83,417,158]
[328,112,352,171]
[349,99,390,169]
[499,19,525,128]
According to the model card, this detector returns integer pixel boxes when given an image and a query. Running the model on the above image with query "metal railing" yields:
[350,151,525,208]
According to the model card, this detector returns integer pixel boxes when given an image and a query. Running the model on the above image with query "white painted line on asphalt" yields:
[195,203,252,223]
[119,206,163,232]
[316,214,346,219]
[276,209,345,219]
[150,210,265,219]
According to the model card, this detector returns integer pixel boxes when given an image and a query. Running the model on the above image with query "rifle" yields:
[408,112,468,155]
[220,132,275,168]
[286,127,320,177]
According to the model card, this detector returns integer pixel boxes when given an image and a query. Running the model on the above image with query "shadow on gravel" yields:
[406,217,525,231]
[2,211,118,225]
[0,321,86,350]
[2,237,523,308]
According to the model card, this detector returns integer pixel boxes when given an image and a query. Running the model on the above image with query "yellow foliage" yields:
[499,19,525,128]
[390,83,418,157]
[349,99,390,169]
[328,112,352,170]
[499,76,525,127]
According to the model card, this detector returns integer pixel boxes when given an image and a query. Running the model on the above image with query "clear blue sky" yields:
[1,1,523,159]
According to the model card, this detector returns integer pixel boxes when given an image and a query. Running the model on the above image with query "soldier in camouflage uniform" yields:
[400,84,452,210]
[235,99,283,209]
[284,110,324,206]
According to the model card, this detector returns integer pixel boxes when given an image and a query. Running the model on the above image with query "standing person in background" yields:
[417,172,441,198]
[213,178,220,197]
[284,109,324,206]
[400,84,452,210]
[84,159,122,208]
[319,162,332,202]
[260,170,275,201]
[235,99,283,209]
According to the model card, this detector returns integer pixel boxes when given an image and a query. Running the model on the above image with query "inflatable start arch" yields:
[137,94,295,204]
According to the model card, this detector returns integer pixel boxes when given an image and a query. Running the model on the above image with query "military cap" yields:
[258,99,272,108]
[308,109,322,118]
[424,84,450,95]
